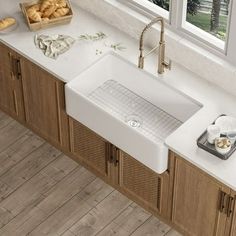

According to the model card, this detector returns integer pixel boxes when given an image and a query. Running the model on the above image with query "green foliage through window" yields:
[147,0,229,41]
[147,0,201,15]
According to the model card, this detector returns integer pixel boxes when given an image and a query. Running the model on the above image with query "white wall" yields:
[73,0,236,96]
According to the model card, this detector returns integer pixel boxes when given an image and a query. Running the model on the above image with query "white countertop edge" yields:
[166,144,236,191]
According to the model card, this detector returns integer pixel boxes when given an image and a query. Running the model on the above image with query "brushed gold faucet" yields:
[138,17,171,74]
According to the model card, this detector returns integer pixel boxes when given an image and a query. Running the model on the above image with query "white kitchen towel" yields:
[34,34,76,59]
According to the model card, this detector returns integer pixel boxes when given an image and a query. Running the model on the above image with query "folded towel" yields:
[34,34,76,59]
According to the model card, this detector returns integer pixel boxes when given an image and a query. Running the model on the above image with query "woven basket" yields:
[20,0,73,31]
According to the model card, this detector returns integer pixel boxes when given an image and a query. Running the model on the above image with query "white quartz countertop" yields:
[1,0,236,190]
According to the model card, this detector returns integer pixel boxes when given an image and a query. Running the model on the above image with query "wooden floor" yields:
[0,111,181,236]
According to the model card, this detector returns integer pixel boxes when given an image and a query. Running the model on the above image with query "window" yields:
[180,0,230,50]
[147,0,170,12]
[121,0,171,19]
[119,0,236,63]
[185,0,230,42]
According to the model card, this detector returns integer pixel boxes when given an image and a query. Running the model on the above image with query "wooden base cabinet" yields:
[172,154,231,236]
[0,43,25,122]
[69,118,109,178]
[69,117,173,220]
[68,124,236,236]
[3,41,236,236]
[0,42,69,151]
[225,191,236,236]
[119,151,173,219]
[20,57,69,150]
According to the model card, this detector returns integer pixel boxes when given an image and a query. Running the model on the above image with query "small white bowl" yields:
[215,137,231,155]
[227,131,236,145]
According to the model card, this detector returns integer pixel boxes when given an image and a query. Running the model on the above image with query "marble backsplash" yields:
[73,0,236,97]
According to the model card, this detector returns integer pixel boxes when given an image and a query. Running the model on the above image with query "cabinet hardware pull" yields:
[106,142,111,162]
[227,196,234,217]
[109,144,116,164]
[114,148,119,166]
[16,59,22,80]
[219,191,226,212]
[107,143,113,164]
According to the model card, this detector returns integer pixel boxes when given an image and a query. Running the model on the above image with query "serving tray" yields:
[197,115,236,160]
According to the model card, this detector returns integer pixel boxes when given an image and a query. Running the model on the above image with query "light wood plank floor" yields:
[0,111,181,236]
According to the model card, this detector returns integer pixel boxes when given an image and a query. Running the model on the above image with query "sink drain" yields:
[125,115,142,128]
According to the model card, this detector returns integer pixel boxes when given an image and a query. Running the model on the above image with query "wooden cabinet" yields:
[20,57,69,149]
[118,151,174,219]
[225,191,236,236]
[69,118,109,178]
[0,43,25,122]
[69,117,173,219]
[3,42,236,236]
[0,42,69,150]
[172,154,230,236]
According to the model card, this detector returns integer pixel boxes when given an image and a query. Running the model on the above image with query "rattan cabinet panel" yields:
[70,118,108,177]
[119,151,162,212]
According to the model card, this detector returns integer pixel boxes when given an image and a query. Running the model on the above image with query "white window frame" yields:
[118,0,170,20]
[117,0,236,64]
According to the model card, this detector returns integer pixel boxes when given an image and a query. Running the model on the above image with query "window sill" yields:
[182,22,225,51]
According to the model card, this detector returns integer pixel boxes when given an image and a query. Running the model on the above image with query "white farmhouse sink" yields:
[65,52,202,174]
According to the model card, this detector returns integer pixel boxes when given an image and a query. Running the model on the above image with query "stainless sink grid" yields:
[88,80,182,143]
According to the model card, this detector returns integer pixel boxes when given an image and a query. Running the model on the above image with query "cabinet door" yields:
[0,43,25,121]
[225,191,236,236]
[69,118,109,177]
[20,57,69,148]
[172,155,230,236]
[119,151,173,217]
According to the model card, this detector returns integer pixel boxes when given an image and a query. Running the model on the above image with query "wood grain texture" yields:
[96,202,151,236]
[0,155,77,231]
[0,43,25,122]
[0,131,44,176]
[0,112,180,236]
[20,56,69,149]
[172,155,229,236]
[0,143,60,191]
[29,179,113,236]
[0,112,13,130]
[130,216,170,236]
[225,190,236,236]
[0,43,16,115]
[0,119,28,153]
[68,190,132,236]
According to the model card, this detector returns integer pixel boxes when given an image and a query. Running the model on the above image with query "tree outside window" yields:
[148,0,230,41]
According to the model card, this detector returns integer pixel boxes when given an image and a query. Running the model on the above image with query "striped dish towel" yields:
[34,34,76,59]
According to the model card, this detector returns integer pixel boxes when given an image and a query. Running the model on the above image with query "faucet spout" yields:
[138,17,171,74]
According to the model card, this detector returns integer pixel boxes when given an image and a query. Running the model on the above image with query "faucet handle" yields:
[163,59,171,71]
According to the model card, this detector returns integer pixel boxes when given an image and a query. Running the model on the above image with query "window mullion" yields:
[170,0,185,29]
